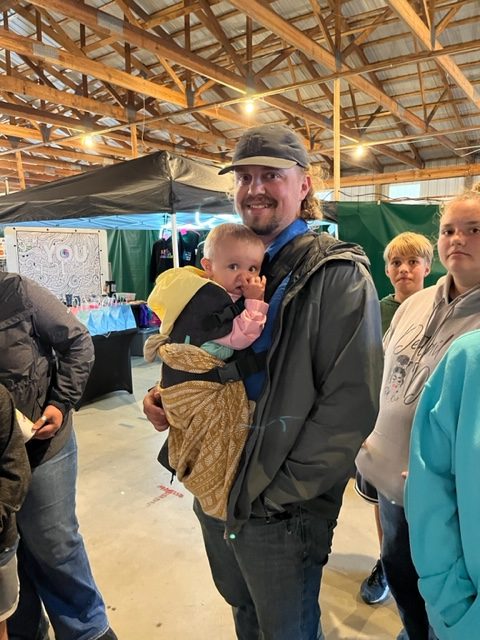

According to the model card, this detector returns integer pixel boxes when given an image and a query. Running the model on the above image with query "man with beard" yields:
[143,124,382,640]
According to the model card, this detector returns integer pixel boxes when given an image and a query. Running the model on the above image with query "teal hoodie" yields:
[406,329,480,640]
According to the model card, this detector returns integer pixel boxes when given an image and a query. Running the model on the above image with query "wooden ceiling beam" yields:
[1,159,79,175]
[83,33,118,55]
[105,4,187,97]
[256,48,295,77]
[0,154,89,172]
[308,0,335,53]
[1,74,128,121]
[191,0,475,64]
[356,12,478,53]
[226,0,458,149]
[236,38,480,91]
[15,150,26,189]
[336,12,425,166]
[0,122,134,158]
[0,176,55,190]
[370,143,421,168]
[0,118,229,166]
[246,41,480,118]
[434,65,470,146]
[385,0,480,109]
[114,0,142,26]
[320,123,480,155]
[25,0,336,133]
[0,100,119,137]
[17,1,472,141]
[190,10,480,89]
[0,28,252,128]
[50,0,475,65]
[17,4,80,57]
[0,136,114,164]
[341,7,391,58]
[323,162,480,188]
[0,90,232,155]
[27,0,246,92]
[16,4,146,116]
[435,5,462,35]
[195,0,247,78]
[0,157,82,176]
[143,0,202,29]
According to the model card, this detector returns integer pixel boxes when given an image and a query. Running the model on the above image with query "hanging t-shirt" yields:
[179,230,200,267]
[149,236,174,282]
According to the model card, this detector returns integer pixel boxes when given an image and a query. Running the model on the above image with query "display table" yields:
[76,328,137,408]
[130,327,158,357]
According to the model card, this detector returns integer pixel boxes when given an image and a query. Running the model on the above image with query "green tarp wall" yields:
[337,202,445,299]
[107,229,158,301]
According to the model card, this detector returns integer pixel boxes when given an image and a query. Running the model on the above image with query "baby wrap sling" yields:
[145,267,250,520]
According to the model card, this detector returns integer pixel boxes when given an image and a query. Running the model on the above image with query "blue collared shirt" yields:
[244,218,309,401]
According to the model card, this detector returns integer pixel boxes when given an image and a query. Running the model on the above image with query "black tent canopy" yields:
[0,151,234,223]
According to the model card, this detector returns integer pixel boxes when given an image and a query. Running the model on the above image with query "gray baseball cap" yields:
[218,124,310,174]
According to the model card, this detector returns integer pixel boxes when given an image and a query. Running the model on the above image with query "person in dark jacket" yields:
[0,384,30,640]
[0,273,117,640]
[143,124,383,639]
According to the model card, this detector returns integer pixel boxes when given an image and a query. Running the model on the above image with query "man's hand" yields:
[32,405,64,440]
[143,387,169,432]
[241,274,266,301]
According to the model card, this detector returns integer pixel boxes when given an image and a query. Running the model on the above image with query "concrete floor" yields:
[71,356,403,639]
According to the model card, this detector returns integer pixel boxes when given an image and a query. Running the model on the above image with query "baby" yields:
[145,223,268,520]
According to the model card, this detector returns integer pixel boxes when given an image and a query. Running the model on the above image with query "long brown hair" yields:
[299,166,323,220]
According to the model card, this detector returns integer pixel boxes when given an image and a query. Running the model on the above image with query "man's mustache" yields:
[243,198,277,207]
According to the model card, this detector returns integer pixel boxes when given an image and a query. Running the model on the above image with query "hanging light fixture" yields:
[83,134,96,149]
[354,143,366,159]
[244,99,256,114]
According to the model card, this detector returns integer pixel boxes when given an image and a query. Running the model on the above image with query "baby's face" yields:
[202,238,264,296]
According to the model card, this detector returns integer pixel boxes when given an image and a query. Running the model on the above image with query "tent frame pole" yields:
[171,212,180,268]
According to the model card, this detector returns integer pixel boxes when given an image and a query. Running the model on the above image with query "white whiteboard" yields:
[4,227,109,299]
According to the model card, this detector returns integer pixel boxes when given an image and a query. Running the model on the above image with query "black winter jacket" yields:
[0,384,30,550]
[0,273,94,468]
[227,233,383,533]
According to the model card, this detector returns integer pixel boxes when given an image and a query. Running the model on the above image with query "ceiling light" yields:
[244,99,256,114]
[83,134,96,149]
[354,144,366,159]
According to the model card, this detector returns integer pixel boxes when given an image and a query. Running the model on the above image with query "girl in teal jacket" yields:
[406,329,480,640]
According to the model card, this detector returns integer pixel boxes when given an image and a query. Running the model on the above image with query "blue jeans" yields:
[378,494,438,640]
[194,499,334,640]
[8,431,110,640]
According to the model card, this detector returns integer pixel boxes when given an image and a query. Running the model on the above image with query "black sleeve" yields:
[0,385,30,538]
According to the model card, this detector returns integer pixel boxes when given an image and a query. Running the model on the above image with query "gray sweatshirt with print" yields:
[356,275,480,505]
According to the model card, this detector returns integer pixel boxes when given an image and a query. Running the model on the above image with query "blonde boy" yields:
[381,232,434,332]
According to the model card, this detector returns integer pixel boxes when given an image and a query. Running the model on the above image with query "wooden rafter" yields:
[226,0,458,152]
[324,161,480,188]
[386,0,480,109]
[195,0,247,78]
[0,0,478,192]
[24,0,338,134]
